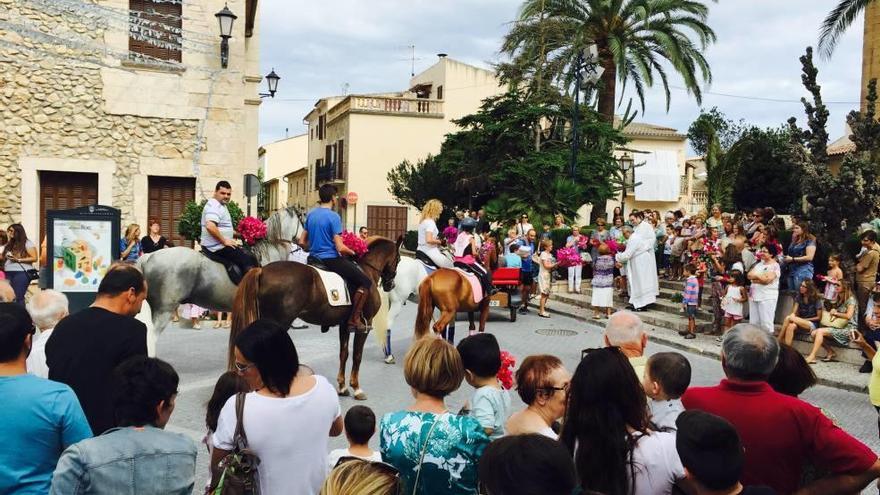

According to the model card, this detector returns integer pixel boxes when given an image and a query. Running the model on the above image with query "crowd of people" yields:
[4,263,879,495]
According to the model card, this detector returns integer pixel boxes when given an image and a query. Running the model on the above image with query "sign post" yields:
[347,191,359,231]
[46,205,121,313]
[243,173,261,216]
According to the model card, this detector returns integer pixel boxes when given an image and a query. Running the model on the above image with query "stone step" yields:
[552,284,714,322]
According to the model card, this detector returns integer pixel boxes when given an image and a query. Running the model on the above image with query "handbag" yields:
[212,393,260,495]
[820,310,850,329]
[14,260,39,282]
[410,416,442,495]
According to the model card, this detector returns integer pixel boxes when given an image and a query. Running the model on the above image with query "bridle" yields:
[359,242,398,290]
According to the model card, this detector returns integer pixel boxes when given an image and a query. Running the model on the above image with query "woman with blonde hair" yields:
[380,337,489,494]
[417,199,453,268]
[321,458,400,495]
[119,223,142,263]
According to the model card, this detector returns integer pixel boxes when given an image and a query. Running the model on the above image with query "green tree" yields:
[687,107,746,156]
[387,155,461,211]
[178,199,244,241]
[687,108,747,211]
[818,0,873,58]
[731,127,802,214]
[499,0,716,121]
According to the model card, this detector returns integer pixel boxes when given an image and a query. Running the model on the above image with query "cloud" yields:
[258,0,864,148]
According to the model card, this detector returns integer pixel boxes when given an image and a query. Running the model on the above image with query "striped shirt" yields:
[683,276,700,306]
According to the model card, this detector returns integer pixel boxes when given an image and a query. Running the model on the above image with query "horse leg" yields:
[433,309,456,336]
[337,324,351,396]
[479,300,490,333]
[148,308,173,357]
[468,311,476,331]
[350,330,369,400]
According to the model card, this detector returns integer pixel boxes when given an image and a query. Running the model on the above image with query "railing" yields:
[327,95,443,122]
[315,163,344,187]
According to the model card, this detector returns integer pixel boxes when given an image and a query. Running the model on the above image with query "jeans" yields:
[321,256,373,291]
[785,263,814,292]
[6,270,30,305]
[567,266,582,292]
[210,246,257,273]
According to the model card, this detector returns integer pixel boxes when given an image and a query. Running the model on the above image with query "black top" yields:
[46,307,148,435]
[140,235,169,253]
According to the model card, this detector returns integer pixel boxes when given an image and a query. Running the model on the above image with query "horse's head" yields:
[364,236,402,292]
[266,206,304,243]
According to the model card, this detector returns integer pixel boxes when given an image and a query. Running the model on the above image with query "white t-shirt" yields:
[200,198,234,252]
[25,328,53,378]
[327,447,382,470]
[417,219,439,252]
[629,431,686,495]
[515,222,534,237]
[749,261,780,302]
[213,375,342,495]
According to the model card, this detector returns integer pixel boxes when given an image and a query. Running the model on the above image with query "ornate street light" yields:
[215,4,237,68]
[260,69,280,98]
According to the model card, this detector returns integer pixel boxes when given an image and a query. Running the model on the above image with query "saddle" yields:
[306,256,352,307]
[202,249,243,284]
[414,250,439,273]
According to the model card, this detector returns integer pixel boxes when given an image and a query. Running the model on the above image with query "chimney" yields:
[437,53,447,60]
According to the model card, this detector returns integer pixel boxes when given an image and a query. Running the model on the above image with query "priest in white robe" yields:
[615,211,659,310]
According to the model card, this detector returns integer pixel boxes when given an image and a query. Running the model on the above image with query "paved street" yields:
[161,301,880,490]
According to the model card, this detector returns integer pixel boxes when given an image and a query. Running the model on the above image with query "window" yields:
[129,0,182,63]
[337,139,344,178]
[317,115,326,140]
[437,85,443,100]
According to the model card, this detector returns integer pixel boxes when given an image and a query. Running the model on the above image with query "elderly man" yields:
[25,290,68,378]
[683,324,880,494]
[603,310,648,378]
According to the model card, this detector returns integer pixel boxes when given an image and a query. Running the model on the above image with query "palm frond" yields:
[818,0,873,58]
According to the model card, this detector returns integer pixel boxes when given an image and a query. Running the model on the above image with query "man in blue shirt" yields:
[0,303,91,494]
[300,184,373,331]
[201,180,257,279]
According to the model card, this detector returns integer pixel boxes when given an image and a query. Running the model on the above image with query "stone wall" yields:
[0,1,199,226]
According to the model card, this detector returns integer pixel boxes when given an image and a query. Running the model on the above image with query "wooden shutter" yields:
[39,172,99,242]
[148,176,195,247]
[367,205,408,240]
[129,0,182,62]
[337,139,344,180]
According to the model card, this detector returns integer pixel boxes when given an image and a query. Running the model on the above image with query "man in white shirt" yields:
[25,290,68,378]
[200,181,257,279]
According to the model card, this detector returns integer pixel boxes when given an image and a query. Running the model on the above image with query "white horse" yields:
[136,207,303,355]
[375,256,428,363]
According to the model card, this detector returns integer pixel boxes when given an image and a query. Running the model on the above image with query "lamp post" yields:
[259,69,280,98]
[618,152,634,218]
[215,4,237,68]
[569,44,605,179]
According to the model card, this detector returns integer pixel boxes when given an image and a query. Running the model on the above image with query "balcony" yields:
[315,162,345,187]
[327,95,444,123]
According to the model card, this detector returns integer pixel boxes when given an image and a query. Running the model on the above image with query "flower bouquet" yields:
[556,246,582,268]
[341,230,369,258]
[497,351,516,390]
[605,238,620,255]
[237,216,267,246]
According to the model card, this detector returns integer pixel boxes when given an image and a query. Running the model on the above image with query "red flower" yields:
[341,230,369,258]
[237,216,267,246]
[497,351,517,390]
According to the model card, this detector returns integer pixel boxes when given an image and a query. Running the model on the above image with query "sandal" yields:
[684,333,696,339]
[539,312,551,318]
[821,354,837,363]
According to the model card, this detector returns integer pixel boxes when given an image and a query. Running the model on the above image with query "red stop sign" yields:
[347,192,358,205]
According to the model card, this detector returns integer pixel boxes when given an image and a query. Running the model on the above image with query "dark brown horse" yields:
[230,236,402,399]
[414,268,490,340]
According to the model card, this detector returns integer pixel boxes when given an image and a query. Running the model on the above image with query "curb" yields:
[546,299,869,394]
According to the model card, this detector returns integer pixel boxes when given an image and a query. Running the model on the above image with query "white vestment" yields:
[615,222,659,309]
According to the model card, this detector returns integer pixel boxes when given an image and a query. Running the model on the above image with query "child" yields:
[537,239,557,318]
[670,225,685,280]
[456,333,512,439]
[591,243,615,319]
[203,371,248,489]
[643,352,692,430]
[686,239,707,308]
[819,254,843,301]
[327,405,382,469]
[680,263,699,339]
[504,242,522,268]
[719,270,747,340]
[443,217,459,245]
[663,225,675,279]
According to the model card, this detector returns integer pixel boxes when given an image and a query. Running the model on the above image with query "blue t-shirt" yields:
[0,374,92,494]
[119,238,141,262]
[305,207,342,260]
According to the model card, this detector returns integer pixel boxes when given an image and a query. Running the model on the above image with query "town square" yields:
[5,1,880,495]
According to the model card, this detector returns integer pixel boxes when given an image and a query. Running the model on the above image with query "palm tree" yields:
[499,0,716,121]
[818,0,873,58]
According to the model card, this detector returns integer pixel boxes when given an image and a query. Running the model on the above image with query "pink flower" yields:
[556,247,582,268]
[237,216,267,246]
[341,230,369,258]
[498,351,517,390]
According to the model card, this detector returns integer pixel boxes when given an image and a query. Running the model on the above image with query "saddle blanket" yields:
[453,268,483,304]
[310,266,351,307]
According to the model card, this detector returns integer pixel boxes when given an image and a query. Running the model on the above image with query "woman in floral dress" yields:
[380,337,489,495]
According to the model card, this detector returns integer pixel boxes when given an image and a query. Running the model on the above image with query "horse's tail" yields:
[414,275,434,339]
[228,267,262,369]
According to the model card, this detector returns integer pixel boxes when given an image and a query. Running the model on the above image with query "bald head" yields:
[0,281,14,303]
[721,323,779,381]
[27,290,69,331]
[604,311,647,355]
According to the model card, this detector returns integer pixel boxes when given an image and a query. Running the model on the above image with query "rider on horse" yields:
[453,217,493,296]
[200,181,257,278]
[299,184,373,332]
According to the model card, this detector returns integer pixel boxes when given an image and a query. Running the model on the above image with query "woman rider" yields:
[416,199,453,268]
[453,217,492,296]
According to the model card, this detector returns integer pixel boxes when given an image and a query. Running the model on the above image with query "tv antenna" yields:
[396,44,424,77]
[341,82,350,96]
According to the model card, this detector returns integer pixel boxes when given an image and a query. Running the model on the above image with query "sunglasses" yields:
[233,361,255,373]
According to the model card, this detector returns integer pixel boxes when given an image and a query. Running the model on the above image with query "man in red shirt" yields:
[682,323,880,494]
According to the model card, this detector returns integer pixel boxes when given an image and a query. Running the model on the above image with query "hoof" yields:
[338,387,351,397]
[384,354,396,365]
[321,326,330,333]
[353,389,368,401]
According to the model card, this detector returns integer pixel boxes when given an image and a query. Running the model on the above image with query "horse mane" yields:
[265,206,303,243]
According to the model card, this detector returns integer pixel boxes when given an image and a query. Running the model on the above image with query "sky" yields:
[256,0,864,153]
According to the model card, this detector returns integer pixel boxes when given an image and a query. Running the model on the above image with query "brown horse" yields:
[230,236,402,400]
[414,268,490,340]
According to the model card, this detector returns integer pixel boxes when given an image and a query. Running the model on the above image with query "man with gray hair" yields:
[683,323,880,494]
[26,290,69,378]
[0,280,15,303]
[603,310,648,378]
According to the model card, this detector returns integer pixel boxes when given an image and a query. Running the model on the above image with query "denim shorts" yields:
[685,305,698,318]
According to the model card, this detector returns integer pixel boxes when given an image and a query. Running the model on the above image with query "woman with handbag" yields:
[211,319,343,495]
[805,280,857,364]
[380,337,489,495]
[3,224,38,304]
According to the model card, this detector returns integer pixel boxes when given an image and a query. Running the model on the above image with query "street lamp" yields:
[215,4,237,68]
[618,152,634,218]
[259,69,280,98]
[569,44,605,178]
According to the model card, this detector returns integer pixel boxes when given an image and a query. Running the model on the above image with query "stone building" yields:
[1,0,262,245]
[258,133,308,214]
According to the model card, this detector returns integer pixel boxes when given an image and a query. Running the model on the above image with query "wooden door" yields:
[366,205,408,240]
[39,171,99,242]
[148,176,195,247]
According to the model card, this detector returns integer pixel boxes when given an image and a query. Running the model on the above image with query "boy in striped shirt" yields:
[680,263,700,340]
